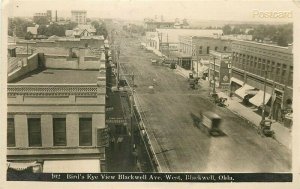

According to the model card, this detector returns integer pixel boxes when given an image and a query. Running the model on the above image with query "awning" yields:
[43,159,101,173]
[7,161,38,171]
[230,77,244,86]
[249,90,271,107]
[235,84,255,98]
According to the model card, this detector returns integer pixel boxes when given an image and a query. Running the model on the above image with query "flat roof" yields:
[12,69,99,84]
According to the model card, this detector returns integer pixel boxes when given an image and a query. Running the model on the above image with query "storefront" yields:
[179,57,192,70]
[43,159,101,173]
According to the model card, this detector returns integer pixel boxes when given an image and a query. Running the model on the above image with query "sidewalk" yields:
[175,65,292,150]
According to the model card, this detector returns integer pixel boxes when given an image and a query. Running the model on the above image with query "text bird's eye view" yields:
[4,0,296,183]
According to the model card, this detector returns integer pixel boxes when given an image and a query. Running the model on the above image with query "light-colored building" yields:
[7,48,108,173]
[144,16,175,31]
[27,26,38,38]
[71,10,87,25]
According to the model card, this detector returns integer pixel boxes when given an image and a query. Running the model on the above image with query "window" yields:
[207,46,210,54]
[224,46,227,51]
[53,118,66,146]
[28,118,42,147]
[79,118,92,146]
[199,46,202,54]
[7,118,15,147]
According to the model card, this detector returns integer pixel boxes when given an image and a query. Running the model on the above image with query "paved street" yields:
[114,32,291,172]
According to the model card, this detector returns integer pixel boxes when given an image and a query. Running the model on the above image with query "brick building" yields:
[177,35,229,70]
[230,40,293,123]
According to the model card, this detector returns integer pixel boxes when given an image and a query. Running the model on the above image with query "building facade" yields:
[33,11,52,24]
[177,35,230,70]
[7,50,108,173]
[230,40,293,123]
[71,10,87,25]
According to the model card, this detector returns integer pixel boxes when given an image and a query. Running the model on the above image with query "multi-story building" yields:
[33,10,52,24]
[7,48,108,173]
[144,16,175,32]
[230,40,293,122]
[177,34,229,70]
[71,10,87,25]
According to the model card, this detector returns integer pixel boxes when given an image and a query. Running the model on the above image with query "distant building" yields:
[46,10,52,22]
[33,10,52,24]
[158,29,223,55]
[231,40,293,124]
[71,10,87,25]
[144,15,175,31]
[27,26,38,38]
[65,25,96,38]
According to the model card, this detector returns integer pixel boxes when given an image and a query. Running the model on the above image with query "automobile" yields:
[198,111,223,136]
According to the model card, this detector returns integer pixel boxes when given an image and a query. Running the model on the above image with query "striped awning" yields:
[249,90,271,107]
[43,159,101,173]
[235,84,255,98]
[7,161,38,171]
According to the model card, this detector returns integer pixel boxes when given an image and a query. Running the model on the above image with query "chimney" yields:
[55,10,58,22]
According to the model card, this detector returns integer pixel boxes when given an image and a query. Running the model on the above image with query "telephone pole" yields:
[261,69,270,122]
[213,57,216,94]
[196,45,199,78]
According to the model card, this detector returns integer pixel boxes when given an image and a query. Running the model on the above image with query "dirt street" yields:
[115,33,291,172]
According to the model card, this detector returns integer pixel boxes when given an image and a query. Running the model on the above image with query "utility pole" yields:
[196,45,199,78]
[213,57,216,94]
[130,73,135,150]
[261,69,269,122]
[167,33,169,58]
[268,71,276,119]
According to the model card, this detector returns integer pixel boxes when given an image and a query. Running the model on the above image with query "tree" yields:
[24,32,33,40]
[91,20,108,38]
[37,25,48,35]
[222,25,231,35]
[9,17,35,38]
[65,22,78,30]
[34,16,49,25]
[45,23,65,36]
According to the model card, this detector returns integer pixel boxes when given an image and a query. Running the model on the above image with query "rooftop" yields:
[156,29,223,43]
[11,69,99,84]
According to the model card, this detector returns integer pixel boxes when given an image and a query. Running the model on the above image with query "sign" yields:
[106,118,128,124]
[160,43,169,50]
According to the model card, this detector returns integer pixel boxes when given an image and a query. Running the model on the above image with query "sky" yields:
[3,0,297,22]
